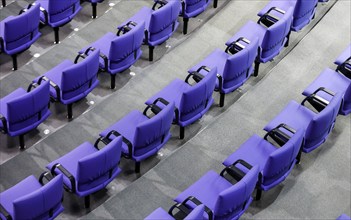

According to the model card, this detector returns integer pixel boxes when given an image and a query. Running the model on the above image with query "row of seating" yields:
[144,43,351,220]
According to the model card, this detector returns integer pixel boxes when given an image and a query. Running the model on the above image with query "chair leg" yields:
[11,54,18,71]
[296,145,303,164]
[254,60,260,77]
[183,18,189,35]
[256,188,262,201]
[91,3,97,19]
[2,0,5,7]
[135,161,141,173]
[284,31,291,47]
[219,93,225,107]
[179,126,185,139]
[67,104,73,119]
[53,27,60,44]
[19,135,25,149]
[110,74,116,89]
[148,45,154,61]
[84,195,90,208]
[213,0,218,8]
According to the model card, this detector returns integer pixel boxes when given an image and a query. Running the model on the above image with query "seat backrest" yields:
[77,137,122,192]
[262,128,304,185]
[47,0,80,23]
[7,81,50,133]
[222,37,259,90]
[184,0,208,15]
[109,21,145,70]
[148,0,180,43]
[293,0,318,26]
[179,67,217,122]
[305,92,343,147]
[61,49,100,101]
[184,204,205,220]
[2,3,40,51]
[133,102,175,156]
[261,6,293,59]
[13,174,63,220]
[213,166,259,218]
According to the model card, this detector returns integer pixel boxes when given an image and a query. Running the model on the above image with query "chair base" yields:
[110,74,116,89]
[19,134,25,150]
[135,161,141,173]
[149,46,154,61]
[2,0,5,7]
[213,0,218,8]
[219,93,225,107]
[12,54,18,71]
[92,3,97,19]
[284,31,291,48]
[54,27,60,44]
[183,17,189,35]
[179,126,185,139]
[256,188,262,200]
[67,103,73,119]
[85,195,90,208]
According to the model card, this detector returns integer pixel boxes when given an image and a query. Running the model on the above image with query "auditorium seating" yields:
[145,66,217,139]
[0,3,41,70]
[99,101,175,173]
[302,68,351,115]
[174,163,259,220]
[35,0,82,44]
[80,21,144,89]
[264,90,342,153]
[223,125,304,200]
[0,172,64,220]
[0,81,51,149]
[179,0,212,34]
[119,0,180,61]
[145,203,210,220]
[33,47,100,119]
[189,35,259,107]
[46,137,122,208]
[335,44,351,78]
[86,0,104,19]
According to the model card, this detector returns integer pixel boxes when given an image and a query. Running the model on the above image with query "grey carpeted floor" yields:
[0,0,350,219]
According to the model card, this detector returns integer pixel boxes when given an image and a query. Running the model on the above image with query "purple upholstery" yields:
[0,81,51,137]
[0,174,64,220]
[174,166,259,220]
[46,137,122,204]
[302,68,351,115]
[0,3,41,64]
[335,44,351,79]
[335,44,351,66]
[181,0,211,18]
[145,205,206,220]
[264,93,343,153]
[223,128,304,195]
[337,214,351,220]
[99,102,174,172]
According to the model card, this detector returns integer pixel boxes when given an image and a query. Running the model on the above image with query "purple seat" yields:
[337,214,351,220]
[35,0,82,44]
[0,81,51,149]
[264,90,343,153]
[85,0,104,19]
[0,173,64,220]
[46,137,122,208]
[145,203,210,220]
[223,125,304,200]
[99,101,175,173]
[80,21,145,89]
[32,48,100,119]
[302,68,351,115]
[145,67,216,139]
[119,0,180,61]
[189,36,259,107]
[174,163,259,220]
[335,44,351,79]
[180,0,214,34]
[0,3,41,70]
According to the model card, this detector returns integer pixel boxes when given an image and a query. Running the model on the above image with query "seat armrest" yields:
[258,7,285,28]
[0,37,4,52]
[221,159,253,182]
[104,130,133,158]
[143,104,162,117]
[301,87,335,112]
[117,21,137,36]
[94,133,120,150]
[51,163,76,193]
[153,97,170,106]
[0,114,8,134]
[39,6,49,25]
[225,37,251,55]
[38,76,61,102]
[168,202,191,218]
[181,196,213,220]
[0,204,12,220]
[264,123,295,146]
[336,57,351,79]
[18,8,28,15]
[152,0,167,10]
[99,52,109,72]
[185,71,205,84]
[180,0,185,17]
[39,171,54,185]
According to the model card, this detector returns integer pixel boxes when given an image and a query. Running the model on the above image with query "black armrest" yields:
[74,53,87,64]
[337,57,351,79]
[117,21,137,36]
[0,114,8,134]
[27,82,39,92]
[83,46,96,56]
[152,97,169,106]
[144,29,149,44]
[168,202,191,218]
[94,136,111,150]
[39,6,48,25]
[105,130,133,158]
[221,159,253,182]
[38,76,61,102]
[39,171,53,185]
[185,71,205,84]
[99,53,109,72]
[258,7,285,28]
[301,87,335,112]
[143,104,162,117]
[181,0,185,17]
[152,0,167,10]
[182,196,213,220]
[0,37,4,53]
[0,204,12,220]
[18,8,28,15]
[51,163,76,193]
[264,123,295,146]
[216,74,223,93]
[225,37,251,55]
[174,107,180,124]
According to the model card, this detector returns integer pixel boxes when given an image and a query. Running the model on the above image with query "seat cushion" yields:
[174,170,232,211]
[145,207,174,220]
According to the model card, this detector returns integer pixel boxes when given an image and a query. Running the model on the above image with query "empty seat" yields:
[302,68,351,115]
[46,137,122,208]
[337,214,351,220]
[80,21,145,89]
[174,163,259,220]
[0,3,41,70]
[0,81,51,149]
[189,35,259,107]
[264,90,342,153]
[145,66,216,139]
[33,47,100,119]
[223,125,304,200]
[0,172,64,220]
[226,6,293,74]
[335,44,351,78]
[99,101,175,173]
[119,0,180,61]
[85,0,104,19]
[145,203,211,220]
[180,0,214,34]
[35,0,82,44]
